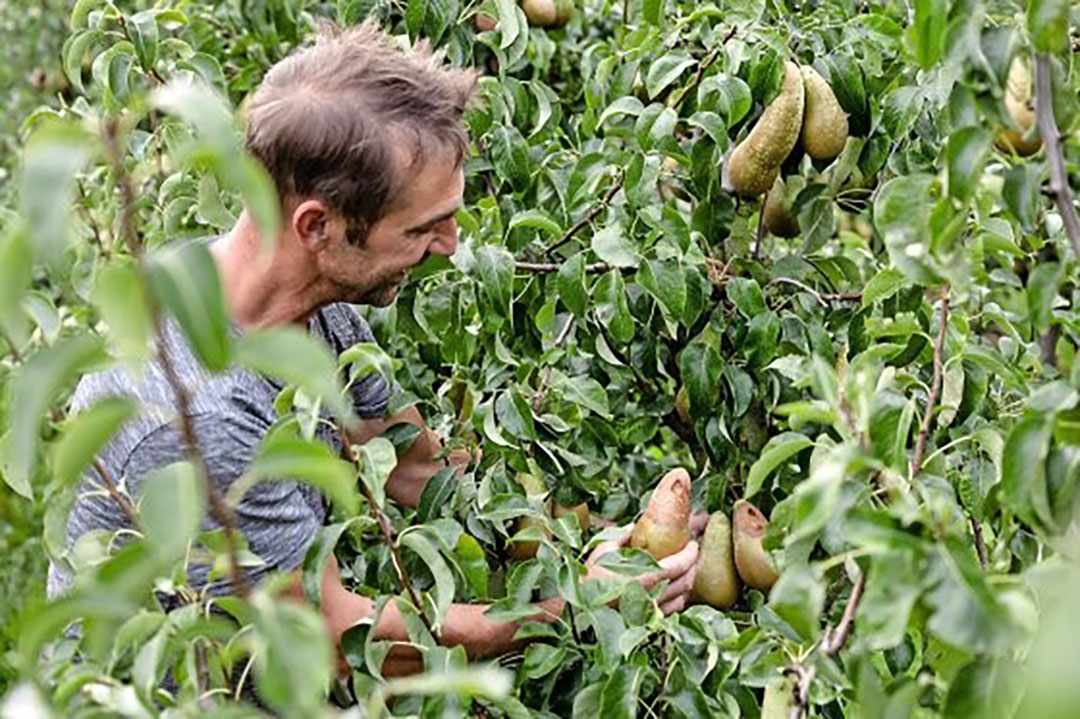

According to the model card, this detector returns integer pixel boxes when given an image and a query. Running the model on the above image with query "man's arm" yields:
[348,405,467,508]
[301,531,700,678]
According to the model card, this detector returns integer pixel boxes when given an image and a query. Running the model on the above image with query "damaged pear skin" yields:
[733,499,780,590]
[994,56,1041,156]
[727,60,805,196]
[800,66,849,160]
[691,512,740,609]
[630,468,693,560]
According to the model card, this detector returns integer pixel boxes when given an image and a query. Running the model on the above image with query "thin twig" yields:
[92,459,140,528]
[668,26,738,111]
[338,426,439,640]
[516,261,612,274]
[532,317,575,413]
[768,277,861,306]
[542,174,624,257]
[789,571,866,719]
[76,179,107,257]
[971,517,989,569]
[752,200,767,261]
[156,317,251,598]
[911,288,950,477]
[1033,54,1080,258]
[103,119,141,258]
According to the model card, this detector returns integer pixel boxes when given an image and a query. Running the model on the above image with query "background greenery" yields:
[1,0,1079,717]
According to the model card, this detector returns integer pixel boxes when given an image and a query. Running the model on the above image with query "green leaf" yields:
[302,520,360,608]
[746,433,813,499]
[63,29,101,94]
[509,209,561,238]
[496,390,537,441]
[145,241,232,372]
[251,595,334,716]
[129,10,159,71]
[680,338,723,420]
[522,643,566,679]
[908,0,948,68]
[725,277,766,318]
[454,534,489,599]
[945,126,991,203]
[769,564,825,642]
[1001,414,1054,529]
[53,397,137,489]
[645,54,695,100]
[594,270,635,344]
[555,375,610,417]
[1002,164,1038,231]
[20,127,92,265]
[2,334,106,498]
[1027,262,1063,335]
[475,245,515,318]
[357,437,397,512]
[0,231,32,349]
[944,658,1026,719]
[641,0,662,26]
[1027,0,1070,54]
[235,325,349,419]
[418,466,458,524]
[591,224,639,269]
[239,428,358,516]
[557,254,588,317]
[638,259,686,320]
[93,261,154,362]
[71,0,103,29]
[874,174,938,284]
[861,267,908,308]
[399,529,455,627]
[139,462,205,558]
[598,665,644,719]
[488,125,531,192]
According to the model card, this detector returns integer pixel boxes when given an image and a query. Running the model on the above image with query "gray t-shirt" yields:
[47,302,391,598]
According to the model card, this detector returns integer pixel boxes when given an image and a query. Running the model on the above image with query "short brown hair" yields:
[245,21,477,244]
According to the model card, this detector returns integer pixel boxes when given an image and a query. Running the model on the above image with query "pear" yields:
[690,512,740,609]
[473,12,497,32]
[994,56,1041,156]
[733,499,779,590]
[727,61,805,196]
[520,0,573,28]
[629,468,692,560]
[552,501,590,532]
[800,66,849,160]
[763,177,800,238]
[675,385,691,426]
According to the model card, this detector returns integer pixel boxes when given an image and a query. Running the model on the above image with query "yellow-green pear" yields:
[761,674,797,719]
[994,56,1041,156]
[727,61,805,196]
[690,512,740,609]
[630,468,692,560]
[800,66,848,160]
[733,499,779,590]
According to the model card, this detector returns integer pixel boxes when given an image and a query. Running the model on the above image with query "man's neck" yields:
[211,211,330,331]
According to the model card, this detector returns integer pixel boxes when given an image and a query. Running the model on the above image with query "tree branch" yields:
[542,174,624,257]
[971,516,989,569]
[92,459,140,528]
[753,199,767,260]
[911,287,949,477]
[789,570,866,719]
[516,261,612,274]
[338,426,440,641]
[1034,54,1080,258]
[767,278,863,308]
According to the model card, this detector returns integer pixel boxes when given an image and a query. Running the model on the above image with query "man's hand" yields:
[584,526,699,615]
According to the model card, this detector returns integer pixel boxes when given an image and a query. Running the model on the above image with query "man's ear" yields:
[292,199,334,251]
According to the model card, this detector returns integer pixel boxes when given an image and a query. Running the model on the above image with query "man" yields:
[50,22,699,677]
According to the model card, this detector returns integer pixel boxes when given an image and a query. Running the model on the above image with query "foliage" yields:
[2,0,1080,717]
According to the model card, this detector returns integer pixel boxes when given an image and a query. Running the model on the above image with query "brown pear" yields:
[733,499,779,590]
[726,61,805,196]
[473,12,497,32]
[690,512,740,609]
[763,177,800,238]
[630,468,693,560]
[552,501,590,531]
[520,0,573,28]
[800,66,849,160]
[994,56,1041,156]
[675,386,691,426]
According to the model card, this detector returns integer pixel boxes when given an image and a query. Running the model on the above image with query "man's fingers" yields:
[660,594,687,616]
[658,563,697,604]
[657,540,699,581]
[689,510,710,535]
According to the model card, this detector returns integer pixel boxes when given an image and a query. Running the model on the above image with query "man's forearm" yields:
[319,556,563,676]
[347,406,449,508]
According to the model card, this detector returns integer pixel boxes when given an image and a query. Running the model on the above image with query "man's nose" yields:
[429,216,458,257]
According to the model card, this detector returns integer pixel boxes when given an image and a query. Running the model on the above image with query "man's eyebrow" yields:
[406,206,460,233]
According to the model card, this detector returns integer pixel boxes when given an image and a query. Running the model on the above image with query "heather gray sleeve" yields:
[125,414,323,595]
[316,303,394,418]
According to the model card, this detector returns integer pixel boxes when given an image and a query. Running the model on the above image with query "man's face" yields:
[318,151,464,307]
